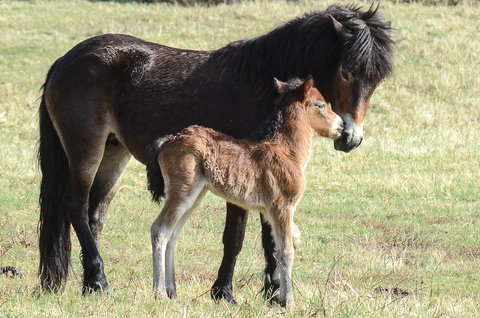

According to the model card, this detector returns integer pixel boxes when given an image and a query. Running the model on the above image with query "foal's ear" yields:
[296,75,314,100]
[273,77,291,94]
[330,15,354,44]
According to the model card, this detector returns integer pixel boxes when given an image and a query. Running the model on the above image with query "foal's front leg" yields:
[268,208,295,307]
[263,217,301,302]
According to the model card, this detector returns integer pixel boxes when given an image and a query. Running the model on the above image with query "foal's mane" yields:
[249,78,304,142]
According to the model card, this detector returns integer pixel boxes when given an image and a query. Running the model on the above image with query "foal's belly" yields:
[206,184,267,214]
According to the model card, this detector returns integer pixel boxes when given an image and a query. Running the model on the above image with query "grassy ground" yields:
[1,0,479,316]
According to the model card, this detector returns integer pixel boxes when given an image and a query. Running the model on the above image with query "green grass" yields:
[1,0,479,316]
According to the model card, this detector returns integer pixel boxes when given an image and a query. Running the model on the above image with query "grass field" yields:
[1,0,479,316]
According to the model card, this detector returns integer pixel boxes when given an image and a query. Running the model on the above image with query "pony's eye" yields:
[340,69,352,81]
[315,101,326,110]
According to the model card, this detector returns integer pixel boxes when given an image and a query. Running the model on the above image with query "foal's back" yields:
[159,124,303,212]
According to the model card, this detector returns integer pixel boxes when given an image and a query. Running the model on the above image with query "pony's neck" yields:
[275,105,314,170]
[216,20,308,98]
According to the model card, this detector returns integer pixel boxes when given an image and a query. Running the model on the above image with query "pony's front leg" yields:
[260,215,280,300]
[211,203,249,304]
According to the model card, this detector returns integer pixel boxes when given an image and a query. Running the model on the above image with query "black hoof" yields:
[211,284,237,305]
[270,295,287,308]
[167,289,177,299]
[82,279,109,295]
[82,257,108,295]
[264,273,280,302]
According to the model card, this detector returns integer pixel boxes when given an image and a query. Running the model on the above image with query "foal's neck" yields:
[274,105,314,170]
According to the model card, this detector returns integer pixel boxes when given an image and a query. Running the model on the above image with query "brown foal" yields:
[146,77,344,307]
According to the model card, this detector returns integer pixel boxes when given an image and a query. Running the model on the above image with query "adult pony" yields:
[38,5,394,303]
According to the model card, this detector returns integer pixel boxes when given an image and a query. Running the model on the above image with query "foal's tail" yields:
[146,136,172,203]
[38,58,72,291]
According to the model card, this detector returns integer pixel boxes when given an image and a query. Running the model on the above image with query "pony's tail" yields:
[146,136,172,203]
[38,58,72,291]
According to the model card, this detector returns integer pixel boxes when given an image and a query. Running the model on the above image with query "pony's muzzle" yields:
[334,130,363,152]
[333,114,364,153]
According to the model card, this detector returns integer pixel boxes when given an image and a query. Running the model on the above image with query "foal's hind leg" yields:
[88,136,131,248]
[151,182,206,298]
[164,188,207,298]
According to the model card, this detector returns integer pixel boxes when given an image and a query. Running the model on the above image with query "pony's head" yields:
[310,5,395,152]
[274,76,343,141]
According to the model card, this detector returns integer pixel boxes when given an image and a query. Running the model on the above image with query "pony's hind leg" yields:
[88,135,131,248]
[164,187,208,298]
[62,135,110,294]
[151,181,206,298]
[45,58,117,294]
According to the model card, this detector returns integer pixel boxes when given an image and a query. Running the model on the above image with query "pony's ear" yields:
[273,78,291,94]
[296,75,314,100]
[330,15,353,44]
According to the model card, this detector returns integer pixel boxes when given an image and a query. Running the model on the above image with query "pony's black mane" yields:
[223,5,394,142]
[215,4,394,98]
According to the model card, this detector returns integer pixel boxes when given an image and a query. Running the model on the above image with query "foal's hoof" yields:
[264,275,280,302]
[269,294,295,309]
[166,289,177,299]
[210,285,237,305]
[82,280,109,295]
[276,299,295,309]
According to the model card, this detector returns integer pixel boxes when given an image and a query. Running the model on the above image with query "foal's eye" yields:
[315,101,326,110]
[340,69,352,81]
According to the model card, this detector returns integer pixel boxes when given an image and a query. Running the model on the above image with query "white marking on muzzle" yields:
[341,114,364,141]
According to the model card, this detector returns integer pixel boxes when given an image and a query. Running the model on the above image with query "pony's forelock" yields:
[327,4,395,80]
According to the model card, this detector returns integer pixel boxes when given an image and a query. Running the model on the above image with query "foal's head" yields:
[274,77,344,141]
